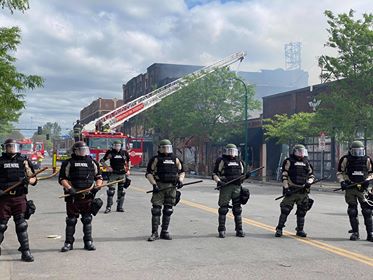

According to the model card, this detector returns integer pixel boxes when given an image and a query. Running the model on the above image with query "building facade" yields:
[80,98,124,125]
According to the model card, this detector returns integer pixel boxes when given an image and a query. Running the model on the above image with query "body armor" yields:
[109,150,128,174]
[346,155,368,183]
[0,154,26,194]
[68,156,95,189]
[287,156,310,185]
[155,155,178,183]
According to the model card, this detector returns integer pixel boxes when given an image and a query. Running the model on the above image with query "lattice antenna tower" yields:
[284,42,301,70]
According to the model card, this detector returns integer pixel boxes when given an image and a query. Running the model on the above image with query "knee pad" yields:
[218,206,229,215]
[232,206,242,216]
[66,217,77,226]
[81,214,92,224]
[163,205,173,216]
[107,188,115,196]
[296,208,307,217]
[15,219,28,233]
[347,204,358,217]
[362,207,372,218]
[151,205,162,216]
[280,205,293,215]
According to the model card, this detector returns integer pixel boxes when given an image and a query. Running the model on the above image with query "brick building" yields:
[80,98,124,125]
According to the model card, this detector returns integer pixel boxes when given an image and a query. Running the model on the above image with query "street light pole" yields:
[232,77,249,171]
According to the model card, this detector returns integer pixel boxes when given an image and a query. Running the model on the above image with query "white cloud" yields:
[0,0,371,132]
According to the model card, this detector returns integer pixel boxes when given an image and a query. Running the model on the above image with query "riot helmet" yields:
[224,144,238,157]
[2,139,20,154]
[349,141,365,157]
[159,139,173,154]
[112,140,122,152]
[72,141,90,157]
[292,144,308,159]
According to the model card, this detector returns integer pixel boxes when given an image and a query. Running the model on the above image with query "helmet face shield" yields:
[74,146,90,157]
[294,147,308,158]
[225,148,238,157]
[5,143,20,154]
[112,143,122,151]
[159,144,173,154]
[350,147,365,157]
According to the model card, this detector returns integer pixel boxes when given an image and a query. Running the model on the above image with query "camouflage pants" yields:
[280,192,309,209]
[345,187,367,206]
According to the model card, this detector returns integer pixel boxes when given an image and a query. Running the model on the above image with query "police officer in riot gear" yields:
[146,139,185,241]
[0,139,37,262]
[212,144,247,238]
[337,140,373,241]
[59,141,103,252]
[100,140,131,213]
[73,120,84,142]
[275,144,315,238]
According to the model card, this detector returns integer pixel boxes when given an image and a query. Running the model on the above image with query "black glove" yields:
[245,172,251,179]
[68,187,76,196]
[340,181,350,191]
[176,181,183,189]
[282,187,292,197]
[217,181,227,188]
[123,178,131,189]
[0,189,5,197]
[90,187,99,195]
[152,184,160,193]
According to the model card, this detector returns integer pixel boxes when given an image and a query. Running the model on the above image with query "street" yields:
[0,170,372,280]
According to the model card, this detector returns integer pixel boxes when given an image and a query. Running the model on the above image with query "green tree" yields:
[0,0,29,13]
[263,113,318,144]
[1,0,43,130]
[144,68,260,143]
[316,10,373,141]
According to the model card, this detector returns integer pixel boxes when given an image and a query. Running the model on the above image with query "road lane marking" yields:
[180,199,373,267]
[133,186,373,267]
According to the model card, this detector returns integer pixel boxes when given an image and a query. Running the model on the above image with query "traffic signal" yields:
[37,126,42,135]
[46,134,50,140]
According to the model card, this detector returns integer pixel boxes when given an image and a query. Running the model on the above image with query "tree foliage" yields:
[141,68,261,143]
[1,1,44,128]
[316,10,373,141]
[0,0,29,13]
[263,113,318,144]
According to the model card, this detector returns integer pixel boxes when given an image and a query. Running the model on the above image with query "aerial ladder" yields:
[82,51,246,132]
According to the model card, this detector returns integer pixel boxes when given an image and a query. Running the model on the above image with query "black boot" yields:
[296,215,307,237]
[160,206,173,240]
[148,206,161,242]
[218,206,228,238]
[61,217,76,252]
[348,205,359,240]
[233,205,245,237]
[82,215,95,251]
[275,206,291,237]
[116,192,125,212]
[105,188,115,214]
[15,216,34,262]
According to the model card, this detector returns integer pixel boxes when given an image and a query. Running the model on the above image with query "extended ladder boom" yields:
[83,51,246,132]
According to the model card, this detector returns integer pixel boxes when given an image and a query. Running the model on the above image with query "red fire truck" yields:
[81,131,143,168]
[17,138,42,169]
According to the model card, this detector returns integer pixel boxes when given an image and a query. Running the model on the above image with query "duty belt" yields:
[75,192,92,200]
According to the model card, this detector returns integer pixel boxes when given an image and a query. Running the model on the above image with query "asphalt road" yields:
[1,170,372,280]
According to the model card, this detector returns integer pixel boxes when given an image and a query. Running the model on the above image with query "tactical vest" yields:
[109,150,128,174]
[346,155,368,183]
[0,153,27,194]
[221,157,242,184]
[68,156,95,189]
[155,155,178,183]
[287,156,310,185]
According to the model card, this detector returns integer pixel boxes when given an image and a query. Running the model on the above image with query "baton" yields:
[146,180,203,193]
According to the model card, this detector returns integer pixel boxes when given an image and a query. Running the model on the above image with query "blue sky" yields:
[0,0,371,135]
